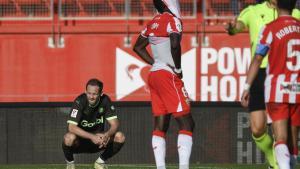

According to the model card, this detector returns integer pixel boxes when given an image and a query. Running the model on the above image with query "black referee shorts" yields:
[248,68,266,112]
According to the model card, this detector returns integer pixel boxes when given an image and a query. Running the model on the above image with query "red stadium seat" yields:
[61,0,80,17]
[112,1,125,15]
[0,0,16,17]
[81,0,111,16]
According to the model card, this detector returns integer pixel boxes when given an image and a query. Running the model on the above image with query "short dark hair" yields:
[277,0,297,12]
[256,0,266,4]
[86,78,103,91]
[153,0,166,13]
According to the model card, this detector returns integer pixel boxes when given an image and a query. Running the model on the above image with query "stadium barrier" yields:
[0,102,278,164]
[202,0,300,25]
[58,0,197,20]
[0,0,196,21]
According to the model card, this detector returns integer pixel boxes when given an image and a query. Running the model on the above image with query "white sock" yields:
[275,143,290,169]
[178,133,193,169]
[96,156,105,164]
[152,135,166,169]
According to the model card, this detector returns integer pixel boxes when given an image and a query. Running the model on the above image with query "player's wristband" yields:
[243,83,251,91]
[174,68,182,74]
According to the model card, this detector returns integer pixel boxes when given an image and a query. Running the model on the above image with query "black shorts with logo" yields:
[248,68,266,112]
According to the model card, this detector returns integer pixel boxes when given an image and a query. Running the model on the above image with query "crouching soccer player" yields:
[62,78,125,169]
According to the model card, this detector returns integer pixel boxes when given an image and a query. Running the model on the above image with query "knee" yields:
[251,125,266,137]
[63,133,77,146]
[179,116,195,132]
[154,122,169,133]
[114,131,125,143]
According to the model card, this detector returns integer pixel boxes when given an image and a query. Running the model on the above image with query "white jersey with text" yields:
[141,12,182,73]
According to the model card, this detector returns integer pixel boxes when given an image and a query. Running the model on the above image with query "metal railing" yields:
[202,0,255,20]
[58,0,197,20]
[203,0,300,20]
[0,0,196,21]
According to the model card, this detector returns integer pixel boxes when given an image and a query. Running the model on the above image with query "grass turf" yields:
[0,164,299,169]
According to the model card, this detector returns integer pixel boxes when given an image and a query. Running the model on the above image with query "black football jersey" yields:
[67,93,117,132]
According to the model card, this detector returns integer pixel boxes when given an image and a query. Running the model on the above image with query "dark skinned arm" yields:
[169,33,183,78]
[133,35,154,65]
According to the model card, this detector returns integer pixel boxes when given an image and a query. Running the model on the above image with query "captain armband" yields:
[255,44,269,57]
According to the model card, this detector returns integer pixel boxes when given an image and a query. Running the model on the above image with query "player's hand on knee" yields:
[94,133,107,148]
[96,133,110,147]
[91,134,102,145]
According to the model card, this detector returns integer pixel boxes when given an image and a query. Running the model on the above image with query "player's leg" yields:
[273,120,290,169]
[95,131,125,165]
[62,132,77,162]
[152,114,171,169]
[288,126,298,169]
[250,110,276,168]
[63,132,104,169]
[62,132,77,169]
[175,114,195,169]
[148,70,170,169]
[267,103,291,169]
[249,69,276,168]
[158,71,193,169]
[289,104,300,169]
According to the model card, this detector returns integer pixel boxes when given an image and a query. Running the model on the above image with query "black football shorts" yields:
[248,68,266,112]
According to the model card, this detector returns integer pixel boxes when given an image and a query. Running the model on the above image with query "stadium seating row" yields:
[0,0,195,18]
[0,0,50,17]
[205,0,254,18]
[60,0,195,18]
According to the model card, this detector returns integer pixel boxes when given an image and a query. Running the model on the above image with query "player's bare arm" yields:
[241,55,263,107]
[225,20,246,35]
[133,35,154,65]
[68,123,101,144]
[105,118,119,138]
[169,32,183,79]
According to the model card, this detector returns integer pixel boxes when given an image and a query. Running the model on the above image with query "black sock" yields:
[100,142,124,161]
[62,142,74,162]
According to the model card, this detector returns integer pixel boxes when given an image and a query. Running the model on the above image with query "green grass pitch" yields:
[0,164,300,169]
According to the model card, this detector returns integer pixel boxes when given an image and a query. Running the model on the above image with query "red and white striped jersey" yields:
[141,12,182,73]
[256,16,300,103]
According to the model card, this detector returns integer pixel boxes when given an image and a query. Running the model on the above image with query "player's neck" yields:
[278,10,291,17]
[266,1,276,9]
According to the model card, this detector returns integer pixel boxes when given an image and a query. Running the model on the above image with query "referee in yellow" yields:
[226,0,300,169]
